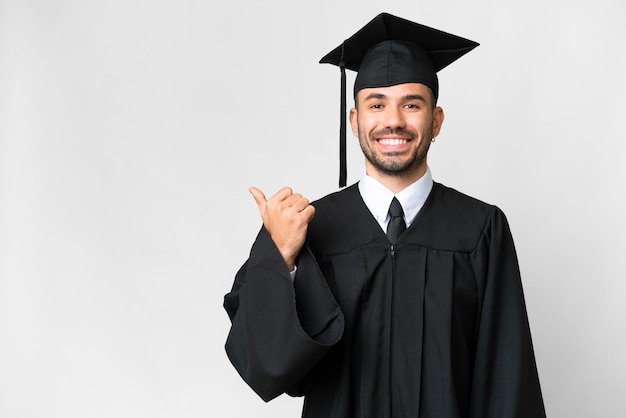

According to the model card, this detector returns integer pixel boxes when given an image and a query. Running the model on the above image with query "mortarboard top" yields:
[319,12,479,187]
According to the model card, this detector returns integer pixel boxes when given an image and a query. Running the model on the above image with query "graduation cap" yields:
[320,13,479,187]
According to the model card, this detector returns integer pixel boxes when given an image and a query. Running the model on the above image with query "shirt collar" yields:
[358,167,433,228]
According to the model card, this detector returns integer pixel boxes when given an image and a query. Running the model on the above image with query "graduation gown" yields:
[224,182,545,418]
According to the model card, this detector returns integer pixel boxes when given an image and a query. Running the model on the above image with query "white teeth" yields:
[379,138,407,146]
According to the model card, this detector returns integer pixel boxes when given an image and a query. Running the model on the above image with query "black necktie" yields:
[387,197,406,244]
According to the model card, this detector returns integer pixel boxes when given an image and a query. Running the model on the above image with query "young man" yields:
[224,13,546,418]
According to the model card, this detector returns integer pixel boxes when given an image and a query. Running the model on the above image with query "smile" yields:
[377,138,409,146]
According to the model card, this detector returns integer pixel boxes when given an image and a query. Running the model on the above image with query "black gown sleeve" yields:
[469,208,546,417]
[223,227,344,402]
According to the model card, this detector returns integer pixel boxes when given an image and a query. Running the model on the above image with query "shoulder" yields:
[309,184,365,224]
[414,182,507,252]
[311,183,360,208]
[430,182,494,213]
[307,184,383,253]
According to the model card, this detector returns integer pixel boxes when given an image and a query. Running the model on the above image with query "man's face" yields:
[350,83,444,180]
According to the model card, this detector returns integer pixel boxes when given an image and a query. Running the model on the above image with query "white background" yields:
[1,0,624,417]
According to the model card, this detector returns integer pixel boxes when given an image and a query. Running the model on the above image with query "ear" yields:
[349,107,359,138]
[432,106,445,138]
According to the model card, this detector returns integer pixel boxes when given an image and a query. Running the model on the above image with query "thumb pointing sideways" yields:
[249,187,267,214]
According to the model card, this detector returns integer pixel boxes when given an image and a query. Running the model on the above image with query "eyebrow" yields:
[403,94,428,103]
[362,93,428,103]
[363,93,387,101]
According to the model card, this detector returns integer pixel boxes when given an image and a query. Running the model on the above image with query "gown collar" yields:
[357,167,433,231]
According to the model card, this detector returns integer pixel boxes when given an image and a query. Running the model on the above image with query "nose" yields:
[383,106,406,129]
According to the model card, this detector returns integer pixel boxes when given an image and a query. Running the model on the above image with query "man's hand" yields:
[249,187,315,271]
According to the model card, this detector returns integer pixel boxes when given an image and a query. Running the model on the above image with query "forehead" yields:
[356,83,434,105]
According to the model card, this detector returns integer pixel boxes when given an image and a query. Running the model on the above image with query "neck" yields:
[365,162,427,194]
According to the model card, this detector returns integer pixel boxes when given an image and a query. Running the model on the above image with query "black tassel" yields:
[339,42,347,188]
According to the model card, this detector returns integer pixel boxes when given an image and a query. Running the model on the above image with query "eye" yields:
[404,103,421,110]
[370,103,384,110]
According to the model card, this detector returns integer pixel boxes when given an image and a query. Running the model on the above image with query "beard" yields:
[358,125,432,177]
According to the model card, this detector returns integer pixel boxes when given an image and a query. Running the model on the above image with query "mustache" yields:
[371,128,416,140]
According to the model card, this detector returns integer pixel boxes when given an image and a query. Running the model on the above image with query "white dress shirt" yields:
[357,167,434,232]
